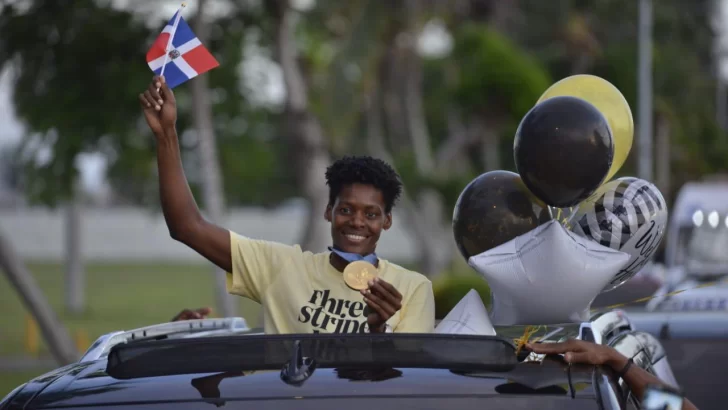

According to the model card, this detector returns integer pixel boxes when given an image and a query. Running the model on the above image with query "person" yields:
[139,75,434,335]
[171,307,212,322]
[526,339,699,410]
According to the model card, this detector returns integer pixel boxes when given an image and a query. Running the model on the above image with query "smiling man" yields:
[139,75,434,334]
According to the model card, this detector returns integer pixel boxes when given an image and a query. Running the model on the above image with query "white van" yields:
[665,180,728,275]
[642,179,728,312]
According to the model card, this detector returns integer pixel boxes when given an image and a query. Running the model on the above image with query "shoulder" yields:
[229,231,305,258]
[381,260,432,292]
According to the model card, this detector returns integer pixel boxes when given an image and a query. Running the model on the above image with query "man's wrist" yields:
[155,128,179,148]
[605,349,630,372]
[368,323,387,333]
[157,126,177,140]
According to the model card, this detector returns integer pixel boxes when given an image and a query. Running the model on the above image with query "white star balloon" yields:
[469,220,630,326]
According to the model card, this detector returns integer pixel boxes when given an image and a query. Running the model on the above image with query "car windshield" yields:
[106,333,518,379]
[675,209,728,274]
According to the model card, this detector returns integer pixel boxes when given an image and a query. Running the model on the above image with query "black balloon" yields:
[513,96,614,208]
[452,170,552,261]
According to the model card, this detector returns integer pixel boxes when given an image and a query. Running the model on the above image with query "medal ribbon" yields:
[328,246,378,265]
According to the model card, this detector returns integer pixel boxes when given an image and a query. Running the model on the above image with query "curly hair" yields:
[325,156,403,213]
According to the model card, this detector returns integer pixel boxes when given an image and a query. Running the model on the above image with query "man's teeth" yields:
[345,234,366,241]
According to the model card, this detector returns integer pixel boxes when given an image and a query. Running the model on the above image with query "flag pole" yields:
[159,2,187,80]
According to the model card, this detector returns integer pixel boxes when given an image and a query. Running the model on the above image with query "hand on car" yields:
[172,307,213,322]
[361,277,402,332]
[525,338,626,370]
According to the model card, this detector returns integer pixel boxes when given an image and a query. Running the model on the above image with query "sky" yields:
[0,0,722,195]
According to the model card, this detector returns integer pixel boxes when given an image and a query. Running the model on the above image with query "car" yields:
[1,310,678,410]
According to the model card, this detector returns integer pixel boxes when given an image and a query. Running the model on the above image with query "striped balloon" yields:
[569,177,668,292]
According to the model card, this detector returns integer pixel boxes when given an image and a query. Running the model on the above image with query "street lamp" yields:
[638,0,653,181]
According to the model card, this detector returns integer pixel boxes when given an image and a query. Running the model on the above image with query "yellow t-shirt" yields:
[225,232,435,334]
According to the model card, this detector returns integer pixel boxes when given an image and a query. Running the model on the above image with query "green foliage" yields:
[0,1,297,208]
[432,273,491,320]
[2,0,725,212]
[0,0,154,205]
[450,24,552,120]
[218,134,296,207]
[103,7,296,209]
[395,22,554,221]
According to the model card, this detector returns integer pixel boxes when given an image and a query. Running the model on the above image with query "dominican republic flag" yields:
[146,11,219,89]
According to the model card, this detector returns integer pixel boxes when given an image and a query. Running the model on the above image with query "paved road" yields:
[661,339,728,410]
[591,280,727,409]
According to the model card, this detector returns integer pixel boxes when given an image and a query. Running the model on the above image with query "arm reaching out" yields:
[526,339,698,410]
[138,75,233,273]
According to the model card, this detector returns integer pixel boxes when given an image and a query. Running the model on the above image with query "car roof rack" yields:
[80,317,261,363]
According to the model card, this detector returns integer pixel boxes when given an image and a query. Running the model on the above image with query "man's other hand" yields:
[362,278,402,332]
[525,338,624,369]
[172,307,213,322]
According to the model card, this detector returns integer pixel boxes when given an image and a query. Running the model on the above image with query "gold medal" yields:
[343,261,378,290]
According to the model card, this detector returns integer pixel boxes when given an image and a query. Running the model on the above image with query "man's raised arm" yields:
[139,75,232,273]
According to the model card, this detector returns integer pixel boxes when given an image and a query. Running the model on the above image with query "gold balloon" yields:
[537,74,634,182]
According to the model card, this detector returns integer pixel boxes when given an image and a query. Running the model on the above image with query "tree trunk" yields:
[0,229,78,365]
[64,182,84,315]
[479,120,501,171]
[368,92,453,277]
[371,39,454,277]
[403,0,435,175]
[272,0,331,253]
[191,0,237,318]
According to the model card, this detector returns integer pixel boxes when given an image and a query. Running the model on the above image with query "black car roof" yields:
[15,357,602,409]
[5,332,611,409]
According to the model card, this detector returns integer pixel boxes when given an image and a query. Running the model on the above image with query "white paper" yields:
[434,289,496,336]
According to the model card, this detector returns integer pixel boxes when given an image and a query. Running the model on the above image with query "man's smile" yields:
[343,232,369,243]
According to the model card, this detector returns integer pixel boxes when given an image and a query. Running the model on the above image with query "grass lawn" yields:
[0,261,262,397]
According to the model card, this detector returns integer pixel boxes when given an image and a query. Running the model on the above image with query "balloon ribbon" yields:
[595,278,728,312]
[513,325,544,356]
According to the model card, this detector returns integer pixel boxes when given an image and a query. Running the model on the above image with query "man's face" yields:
[326,183,392,255]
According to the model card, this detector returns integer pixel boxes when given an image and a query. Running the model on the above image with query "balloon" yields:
[452,170,552,261]
[468,220,630,326]
[570,177,668,292]
[514,95,614,208]
[537,74,634,182]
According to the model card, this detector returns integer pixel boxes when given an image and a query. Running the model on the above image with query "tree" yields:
[0,0,157,356]
[0,0,289,318]
[0,229,78,364]
[189,0,237,318]
[0,0,155,204]
[514,0,724,200]
[282,0,554,275]
[264,0,332,252]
